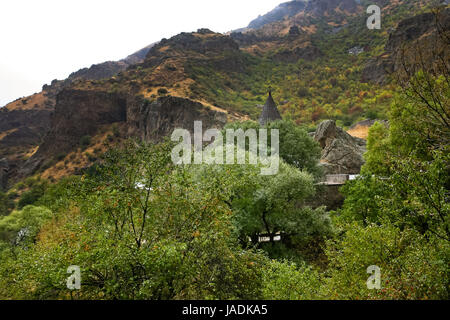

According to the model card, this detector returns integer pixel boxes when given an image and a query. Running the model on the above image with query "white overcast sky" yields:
[0,0,282,107]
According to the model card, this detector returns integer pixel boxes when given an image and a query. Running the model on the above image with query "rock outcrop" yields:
[19,89,128,177]
[145,31,240,67]
[247,1,307,30]
[309,119,369,210]
[314,120,366,175]
[20,89,229,178]
[0,158,8,191]
[126,95,228,141]
[0,107,51,148]
[42,42,156,97]
[362,8,450,84]
[0,104,52,188]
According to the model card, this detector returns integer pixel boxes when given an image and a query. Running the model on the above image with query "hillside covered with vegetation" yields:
[0,0,448,300]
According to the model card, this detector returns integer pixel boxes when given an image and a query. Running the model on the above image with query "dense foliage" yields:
[332,65,449,299]
[0,134,331,299]
[0,2,448,300]
[224,120,322,177]
[184,1,434,128]
[0,63,449,299]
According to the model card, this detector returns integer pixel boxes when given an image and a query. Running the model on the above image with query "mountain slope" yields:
[1,0,447,188]
[0,42,158,185]
[247,1,308,30]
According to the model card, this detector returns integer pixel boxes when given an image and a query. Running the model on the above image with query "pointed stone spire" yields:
[259,90,282,126]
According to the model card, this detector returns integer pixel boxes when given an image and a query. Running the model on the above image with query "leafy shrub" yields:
[157,88,168,95]
[17,180,48,209]
[0,192,14,217]
[322,221,449,300]
[85,152,97,162]
[262,259,322,300]
[79,135,92,149]
[56,153,67,162]
[112,124,120,137]
[0,205,52,244]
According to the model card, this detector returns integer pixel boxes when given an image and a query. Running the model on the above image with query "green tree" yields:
[224,120,322,178]
[323,221,449,300]
[362,121,392,176]
[188,153,332,261]
[17,180,48,209]
[0,205,52,244]
[338,174,390,224]
[261,259,322,300]
[0,192,14,216]
[0,140,268,300]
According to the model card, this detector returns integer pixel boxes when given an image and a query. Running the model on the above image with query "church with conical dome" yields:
[259,91,282,125]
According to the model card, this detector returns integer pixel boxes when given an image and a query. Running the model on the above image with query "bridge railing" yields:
[317,174,359,186]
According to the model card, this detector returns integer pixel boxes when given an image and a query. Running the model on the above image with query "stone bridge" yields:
[318,174,359,186]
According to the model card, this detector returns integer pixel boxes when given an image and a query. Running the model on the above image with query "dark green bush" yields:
[79,135,92,149]
[157,88,168,95]
[17,181,48,209]
[56,153,66,161]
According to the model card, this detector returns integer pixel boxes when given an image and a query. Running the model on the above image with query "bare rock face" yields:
[0,106,52,187]
[144,32,240,68]
[0,158,8,191]
[19,89,128,178]
[314,120,366,175]
[41,89,127,154]
[247,1,307,30]
[0,108,51,148]
[361,55,394,84]
[126,95,228,142]
[19,89,228,178]
[362,8,450,84]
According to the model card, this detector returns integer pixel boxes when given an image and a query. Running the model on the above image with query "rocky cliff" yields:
[1,0,444,187]
[127,95,227,141]
[0,41,157,186]
[0,158,9,191]
[144,29,243,72]
[42,42,156,100]
[19,89,127,178]
[247,1,308,30]
[20,90,229,179]
[0,100,52,186]
[314,120,366,175]
[362,7,450,84]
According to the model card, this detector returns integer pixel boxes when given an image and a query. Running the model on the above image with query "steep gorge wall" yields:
[0,108,51,148]
[127,95,227,141]
[362,7,450,84]
[18,88,228,180]
[20,89,127,177]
